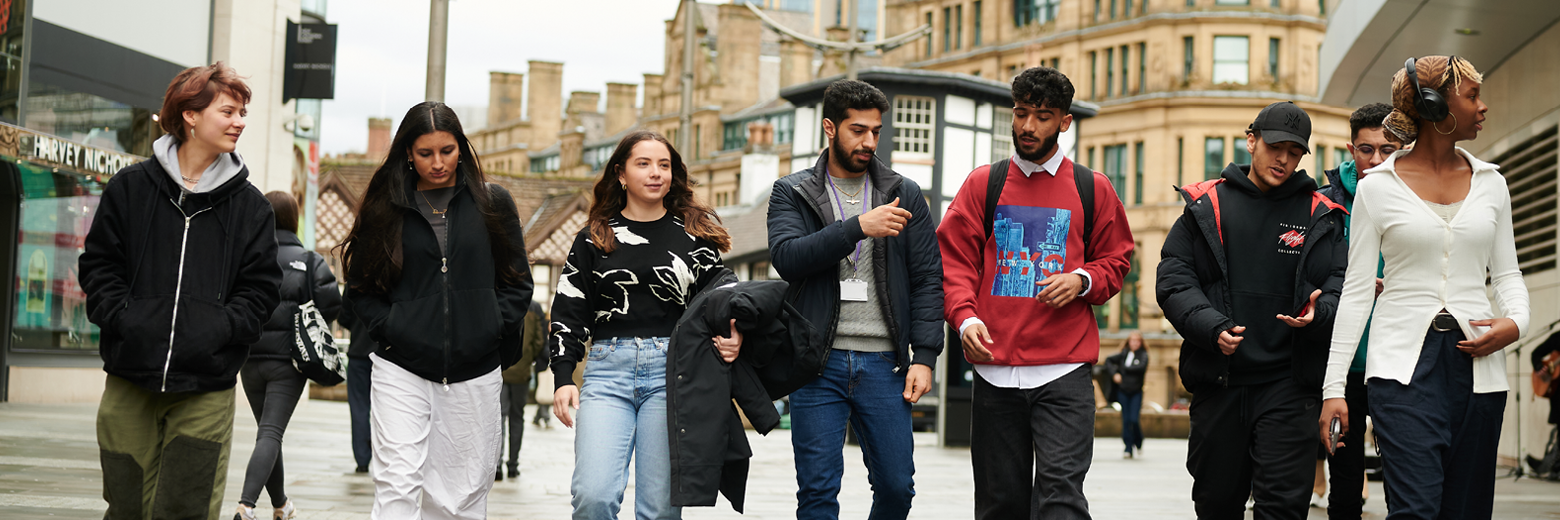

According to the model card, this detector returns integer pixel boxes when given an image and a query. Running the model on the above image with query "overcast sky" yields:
[320,0,684,154]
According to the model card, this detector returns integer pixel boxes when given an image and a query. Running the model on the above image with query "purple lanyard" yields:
[825,169,868,271]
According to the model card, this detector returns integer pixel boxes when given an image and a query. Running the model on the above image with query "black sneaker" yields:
[354,465,368,474]
[495,468,504,481]
[507,467,520,479]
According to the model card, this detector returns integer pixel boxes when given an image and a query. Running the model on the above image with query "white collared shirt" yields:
[962,152,1091,389]
[1324,147,1529,399]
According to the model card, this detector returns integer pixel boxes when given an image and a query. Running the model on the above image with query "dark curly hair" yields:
[1012,67,1074,113]
[1348,102,1399,143]
[822,79,890,126]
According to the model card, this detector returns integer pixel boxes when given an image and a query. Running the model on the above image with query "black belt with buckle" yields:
[1432,312,1458,332]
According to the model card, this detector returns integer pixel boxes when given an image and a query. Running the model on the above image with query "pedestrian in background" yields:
[1321,55,1528,520]
[79,62,282,520]
[233,191,342,520]
[341,101,533,520]
[1107,331,1149,459]
[549,130,738,520]
[1312,102,1398,517]
[338,303,378,474]
[938,67,1134,520]
[496,299,547,481]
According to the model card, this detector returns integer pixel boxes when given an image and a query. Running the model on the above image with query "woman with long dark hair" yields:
[341,102,532,519]
[1107,331,1148,459]
[233,192,340,520]
[548,130,738,519]
[1320,55,1528,519]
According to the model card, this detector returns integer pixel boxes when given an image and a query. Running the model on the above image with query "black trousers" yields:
[1370,328,1504,520]
[347,354,373,470]
[238,359,307,508]
[1325,370,1368,519]
[499,382,528,472]
[1187,377,1318,520]
[971,366,1094,520]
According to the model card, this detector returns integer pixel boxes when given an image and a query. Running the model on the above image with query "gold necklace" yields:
[419,191,447,218]
[835,179,864,199]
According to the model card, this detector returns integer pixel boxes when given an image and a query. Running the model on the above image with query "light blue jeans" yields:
[571,336,680,520]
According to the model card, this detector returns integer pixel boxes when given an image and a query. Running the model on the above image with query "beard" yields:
[830,136,872,174]
[1014,129,1059,163]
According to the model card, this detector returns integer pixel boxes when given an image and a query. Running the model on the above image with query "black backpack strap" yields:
[983,158,1011,239]
[1072,162,1095,252]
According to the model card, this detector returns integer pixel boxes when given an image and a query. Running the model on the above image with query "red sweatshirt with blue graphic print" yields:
[937,157,1135,366]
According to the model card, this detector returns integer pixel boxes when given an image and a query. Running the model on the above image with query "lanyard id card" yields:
[840,279,869,301]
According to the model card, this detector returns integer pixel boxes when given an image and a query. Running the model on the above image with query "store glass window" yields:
[25,81,156,156]
[9,157,108,351]
[1205,137,1224,180]
[0,0,24,125]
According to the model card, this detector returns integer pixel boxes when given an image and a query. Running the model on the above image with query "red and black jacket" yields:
[1156,163,1349,393]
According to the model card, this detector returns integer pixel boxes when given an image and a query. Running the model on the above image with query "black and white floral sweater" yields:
[548,212,729,389]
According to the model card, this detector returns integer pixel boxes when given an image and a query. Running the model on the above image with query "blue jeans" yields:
[571,337,679,520]
[1120,391,1143,453]
[347,355,373,471]
[790,350,915,520]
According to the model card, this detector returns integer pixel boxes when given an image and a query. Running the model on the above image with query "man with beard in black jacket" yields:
[1157,101,1348,520]
[767,79,944,520]
[79,63,282,520]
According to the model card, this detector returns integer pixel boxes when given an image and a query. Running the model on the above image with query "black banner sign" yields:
[284,21,337,102]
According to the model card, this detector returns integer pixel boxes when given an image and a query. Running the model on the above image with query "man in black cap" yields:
[1157,101,1350,519]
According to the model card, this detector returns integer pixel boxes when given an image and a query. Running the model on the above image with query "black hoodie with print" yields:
[79,154,282,394]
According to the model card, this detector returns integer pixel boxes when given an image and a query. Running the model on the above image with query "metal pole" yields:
[846,0,858,80]
[679,0,696,155]
[425,0,450,102]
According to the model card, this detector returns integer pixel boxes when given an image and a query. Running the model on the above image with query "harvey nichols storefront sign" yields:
[21,132,139,176]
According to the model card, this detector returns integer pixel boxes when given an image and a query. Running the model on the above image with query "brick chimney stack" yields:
[605,82,638,136]
[487,72,525,128]
[527,60,564,151]
[367,117,392,162]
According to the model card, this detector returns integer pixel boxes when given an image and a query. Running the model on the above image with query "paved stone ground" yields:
[3,399,1559,519]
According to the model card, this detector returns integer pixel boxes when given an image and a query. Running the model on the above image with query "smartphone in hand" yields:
[1328,417,1342,455]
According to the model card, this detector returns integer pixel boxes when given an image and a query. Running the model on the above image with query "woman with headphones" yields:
[1319,55,1528,519]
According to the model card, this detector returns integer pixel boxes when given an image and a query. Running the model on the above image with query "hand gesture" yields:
[1458,317,1519,358]
[1218,326,1245,355]
[553,385,581,428]
[1036,272,1086,308]
[860,197,912,238]
[1318,398,1349,454]
[1277,290,1321,328]
[713,318,742,362]
[961,322,995,363]
[903,364,933,403]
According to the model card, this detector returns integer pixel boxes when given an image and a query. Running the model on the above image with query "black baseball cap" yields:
[1250,101,1312,154]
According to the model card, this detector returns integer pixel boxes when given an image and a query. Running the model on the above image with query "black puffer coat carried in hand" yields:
[666,277,820,512]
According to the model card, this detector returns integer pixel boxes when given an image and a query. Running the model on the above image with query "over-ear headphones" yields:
[1405,56,1451,123]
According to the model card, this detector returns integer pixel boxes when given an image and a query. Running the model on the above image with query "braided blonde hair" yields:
[1383,56,1484,143]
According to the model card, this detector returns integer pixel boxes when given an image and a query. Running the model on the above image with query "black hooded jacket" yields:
[1157,163,1348,393]
[766,152,943,371]
[666,277,820,511]
[343,174,533,384]
[248,230,342,361]
[79,158,282,393]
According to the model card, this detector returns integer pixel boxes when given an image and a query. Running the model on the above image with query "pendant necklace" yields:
[420,191,447,219]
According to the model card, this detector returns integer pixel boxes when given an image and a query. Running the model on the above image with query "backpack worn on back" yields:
[982,157,1096,251]
[289,251,345,386]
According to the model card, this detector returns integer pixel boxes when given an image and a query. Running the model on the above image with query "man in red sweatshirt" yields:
[937,67,1134,520]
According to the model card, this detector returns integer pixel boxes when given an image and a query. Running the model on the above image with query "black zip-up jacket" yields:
[1106,348,1149,394]
[79,159,282,393]
[766,152,943,371]
[343,175,533,384]
[248,230,342,361]
[666,277,820,511]
[1157,163,1348,393]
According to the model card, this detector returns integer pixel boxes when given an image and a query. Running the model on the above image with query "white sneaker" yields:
[274,500,297,520]
[1309,492,1327,509]
[233,504,257,520]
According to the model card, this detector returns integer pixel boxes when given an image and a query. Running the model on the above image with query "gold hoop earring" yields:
[1433,113,1458,135]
